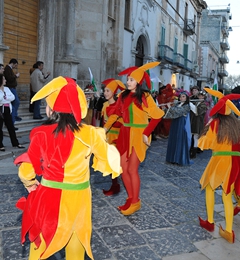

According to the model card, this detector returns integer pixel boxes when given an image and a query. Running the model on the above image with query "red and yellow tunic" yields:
[101,101,123,145]
[199,119,240,195]
[16,123,121,259]
[104,92,164,162]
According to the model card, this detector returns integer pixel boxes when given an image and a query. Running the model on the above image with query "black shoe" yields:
[15,116,22,121]
[14,145,25,149]
[33,116,44,119]
[0,147,5,152]
[14,127,18,131]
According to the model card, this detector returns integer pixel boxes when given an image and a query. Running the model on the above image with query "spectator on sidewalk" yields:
[4,58,21,125]
[0,74,25,151]
[30,61,50,119]
[29,63,38,113]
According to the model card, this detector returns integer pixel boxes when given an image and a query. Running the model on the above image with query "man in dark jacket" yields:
[4,58,21,126]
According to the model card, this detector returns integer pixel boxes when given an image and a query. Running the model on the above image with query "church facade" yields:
[0,0,208,99]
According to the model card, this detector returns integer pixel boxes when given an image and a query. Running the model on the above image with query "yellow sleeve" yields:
[91,127,122,178]
[144,94,165,119]
[104,114,120,131]
[198,124,216,150]
[18,162,37,188]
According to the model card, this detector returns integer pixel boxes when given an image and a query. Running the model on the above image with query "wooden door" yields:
[3,0,38,86]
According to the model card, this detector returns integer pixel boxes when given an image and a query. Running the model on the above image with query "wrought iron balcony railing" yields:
[183,19,195,36]
[158,45,174,62]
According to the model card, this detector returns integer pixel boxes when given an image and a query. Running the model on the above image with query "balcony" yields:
[220,38,230,50]
[158,45,174,63]
[184,59,193,71]
[219,53,229,63]
[183,19,195,36]
[218,68,228,77]
[173,53,185,68]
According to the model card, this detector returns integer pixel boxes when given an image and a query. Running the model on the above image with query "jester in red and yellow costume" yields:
[14,77,122,260]
[104,62,164,215]
[198,88,240,244]
[101,78,125,196]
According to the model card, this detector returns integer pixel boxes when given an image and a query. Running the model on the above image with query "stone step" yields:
[3,120,44,137]
[3,101,46,138]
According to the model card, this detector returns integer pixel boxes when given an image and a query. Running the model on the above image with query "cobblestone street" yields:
[0,137,240,260]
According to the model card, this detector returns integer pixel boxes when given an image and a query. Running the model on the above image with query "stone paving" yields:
[0,137,240,260]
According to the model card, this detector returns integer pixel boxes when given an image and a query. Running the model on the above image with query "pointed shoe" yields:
[118,198,132,211]
[121,200,141,216]
[219,225,235,243]
[103,184,120,196]
[199,216,214,232]
[233,205,240,216]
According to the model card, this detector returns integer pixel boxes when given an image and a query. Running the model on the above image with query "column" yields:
[0,0,9,63]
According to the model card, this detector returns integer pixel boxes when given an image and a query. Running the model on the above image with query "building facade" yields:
[0,0,209,100]
[198,6,232,89]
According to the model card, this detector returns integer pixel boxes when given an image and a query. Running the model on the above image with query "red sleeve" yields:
[143,118,162,137]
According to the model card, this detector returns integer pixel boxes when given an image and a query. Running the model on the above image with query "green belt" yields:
[108,129,120,134]
[41,178,90,190]
[123,123,148,128]
[212,151,240,156]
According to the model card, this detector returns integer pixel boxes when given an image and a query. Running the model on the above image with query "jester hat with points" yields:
[204,87,240,116]
[118,61,160,90]
[101,78,126,94]
[31,76,87,124]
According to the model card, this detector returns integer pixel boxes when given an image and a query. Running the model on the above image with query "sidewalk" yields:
[0,134,30,161]
[0,137,240,260]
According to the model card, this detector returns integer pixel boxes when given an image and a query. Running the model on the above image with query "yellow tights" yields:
[222,185,234,233]
[29,232,85,260]
[205,184,234,233]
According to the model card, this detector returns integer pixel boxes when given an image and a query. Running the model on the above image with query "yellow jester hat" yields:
[31,76,88,124]
[118,61,160,89]
[204,87,240,117]
[101,78,126,94]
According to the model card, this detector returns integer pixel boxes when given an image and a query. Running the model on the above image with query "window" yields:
[184,3,188,19]
[183,44,188,59]
[183,44,188,67]
[160,26,165,45]
[174,37,178,54]
[124,0,131,29]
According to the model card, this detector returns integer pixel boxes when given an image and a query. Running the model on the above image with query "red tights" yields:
[120,149,140,203]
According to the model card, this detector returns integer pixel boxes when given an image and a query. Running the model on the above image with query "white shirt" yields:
[0,86,15,113]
